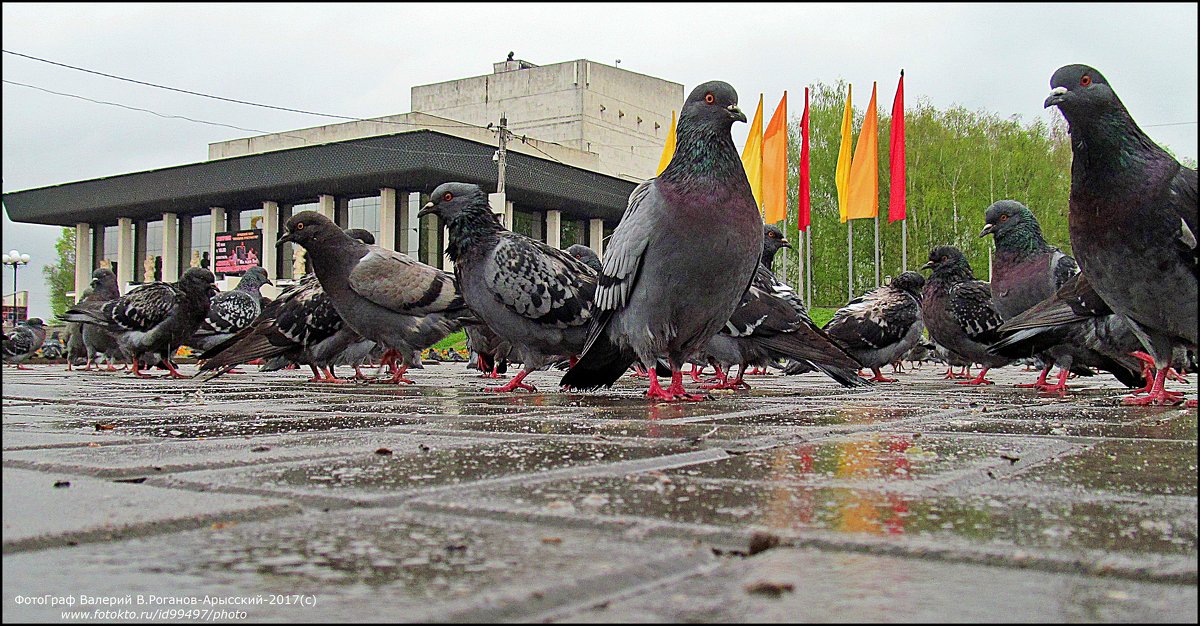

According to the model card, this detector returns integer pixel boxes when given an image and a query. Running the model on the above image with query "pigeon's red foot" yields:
[225,368,245,374]
[1166,368,1189,383]
[1016,367,1052,389]
[1186,399,1198,409]
[485,370,535,393]
[372,364,415,384]
[1122,389,1185,406]
[955,368,994,385]
[16,364,33,370]
[868,368,898,383]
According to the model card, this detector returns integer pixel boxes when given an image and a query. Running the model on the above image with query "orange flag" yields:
[846,82,879,220]
[835,85,853,222]
[762,92,788,224]
[656,110,677,175]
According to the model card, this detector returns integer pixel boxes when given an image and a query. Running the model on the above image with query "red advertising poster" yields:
[213,229,263,274]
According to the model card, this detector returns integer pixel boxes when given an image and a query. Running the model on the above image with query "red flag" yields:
[888,71,906,223]
[797,87,811,232]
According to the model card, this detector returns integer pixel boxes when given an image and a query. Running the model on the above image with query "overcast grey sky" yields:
[3,2,1197,320]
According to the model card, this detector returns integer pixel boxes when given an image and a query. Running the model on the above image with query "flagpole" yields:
[847,221,854,302]
[902,219,908,269]
[806,230,813,305]
[874,215,881,287]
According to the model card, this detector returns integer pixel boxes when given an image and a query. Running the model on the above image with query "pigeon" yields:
[187,265,272,353]
[1045,64,1197,406]
[418,182,597,392]
[565,244,603,273]
[989,271,1145,391]
[72,268,129,371]
[903,341,936,370]
[275,211,470,384]
[980,199,1081,388]
[699,261,865,390]
[919,246,1011,384]
[561,80,762,401]
[823,271,926,382]
[464,323,510,379]
[63,267,218,378]
[760,223,791,271]
[3,318,47,369]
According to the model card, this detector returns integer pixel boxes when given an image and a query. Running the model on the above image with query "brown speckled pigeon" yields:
[824,272,926,383]
[63,268,217,378]
[980,199,1081,389]
[561,80,761,401]
[1045,64,1197,406]
[919,246,1011,385]
[419,182,597,393]
[276,211,471,385]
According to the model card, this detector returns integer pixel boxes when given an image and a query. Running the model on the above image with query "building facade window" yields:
[239,208,263,231]
[187,214,212,272]
[289,202,318,276]
[347,196,381,243]
[512,209,541,241]
[143,219,163,282]
[561,219,585,247]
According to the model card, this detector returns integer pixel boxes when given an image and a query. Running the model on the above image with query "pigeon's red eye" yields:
[1080,75,1091,87]
[295,222,305,230]
[704,93,715,104]
[443,192,453,202]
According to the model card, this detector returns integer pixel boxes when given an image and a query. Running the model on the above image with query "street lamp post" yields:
[2,249,31,327]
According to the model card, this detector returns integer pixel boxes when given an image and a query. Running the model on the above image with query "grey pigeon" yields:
[980,199,1083,388]
[760,223,791,271]
[75,269,129,371]
[824,271,926,382]
[276,211,470,384]
[419,182,597,392]
[3,318,47,369]
[188,265,272,353]
[561,80,761,401]
[63,267,217,378]
[990,271,1145,391]
[465,323,510,379]
[1045,64,1197,406]
[565,244,603,273]
[919,246,1011,384]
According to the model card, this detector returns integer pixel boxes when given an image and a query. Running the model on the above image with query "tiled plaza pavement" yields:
[2,361,1196,622]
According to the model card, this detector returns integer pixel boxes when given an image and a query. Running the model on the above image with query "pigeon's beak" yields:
[417,202,437,219]
[727,105,747,123]
[979,224,995,238]
[781,239,793,249]
[1044,86,1068,108]
[265,277,274,286]
[920,261,935,271]
[276,232,293,246]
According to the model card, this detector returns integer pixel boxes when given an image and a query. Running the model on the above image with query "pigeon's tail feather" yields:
[810,363,872,388]
[1101,356,1146,389]
[759,330,861,372]
[989,325,1071,359]
[197,333,289,374]
[560,332,636,390]
[62,308,120,333]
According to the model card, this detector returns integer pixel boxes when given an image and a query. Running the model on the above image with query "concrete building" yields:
[2,58,684,301]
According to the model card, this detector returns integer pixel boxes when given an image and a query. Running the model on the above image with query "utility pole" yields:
[495,114,509,194]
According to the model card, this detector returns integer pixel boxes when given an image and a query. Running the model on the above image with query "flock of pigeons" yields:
[5,65,1195,407]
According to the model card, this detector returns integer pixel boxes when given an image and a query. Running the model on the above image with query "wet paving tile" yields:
[171,439,696,500]
[928,406,1198,440]
[443,417,768,441]
[693,405,923,427]
[1010,439,1199,497]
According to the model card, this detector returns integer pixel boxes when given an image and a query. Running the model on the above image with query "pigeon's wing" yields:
[197,291,259,335]
[948,280,1005,344]
[1168,166,1198,275]
[3,328,35,356]
[825,289,919,351]
[486,233,597,328]
[1049,250,1080,290]
[275,275,345,347]
[348,246,465,315]
[997,272,1112,334]
[592,180,655,314]
[104,282,180,332]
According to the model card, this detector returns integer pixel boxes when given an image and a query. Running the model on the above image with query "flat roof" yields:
[3,130,636,227]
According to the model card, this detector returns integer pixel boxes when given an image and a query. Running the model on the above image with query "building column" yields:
[261,201,279,281]
[379,188,397,251]
[74,223,92,303]
[488,192,512,229]
[161,213,179,282]
[588,218,605,258]
[116,217,135,288]
[442,225,454,272]
[396,191,414,255]
[318,194,336,221]
[545,210,562,249]
[208,207,226,270]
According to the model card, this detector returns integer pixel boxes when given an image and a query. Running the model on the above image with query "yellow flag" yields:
[835,85,853,222]
[740,94,764,208]
[846,82,879,220]
[656,110,676,175]
[762,92,788,224]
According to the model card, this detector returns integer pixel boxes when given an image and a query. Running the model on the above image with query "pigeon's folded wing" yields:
[486,235,596,329]
[197,291,259,336]
[106,283,179,331]
[1169,167,1198,273]
[348,247,464,315]
[948,280,1005,344]
[1050,250,1081,291]
[826,292,919,351]
[593,180,655,313]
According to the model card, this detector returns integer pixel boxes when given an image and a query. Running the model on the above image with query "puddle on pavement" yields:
[117,413,429,438]
[240,440,692,494]
[698,406,920,427]
[445,417,764,440]
[1011,440,1198,497]
[496,476,1196,556]
[931,407,1197,439]
[664,434,991,483]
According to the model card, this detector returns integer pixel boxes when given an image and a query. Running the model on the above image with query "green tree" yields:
[42,227,76,322]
